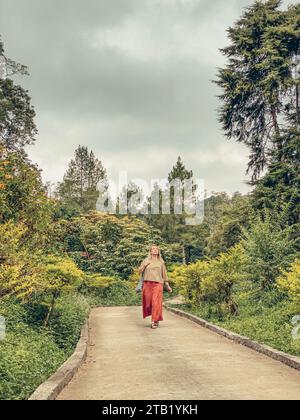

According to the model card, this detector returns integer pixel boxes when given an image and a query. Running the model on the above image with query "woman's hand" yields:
[164,282,172,293]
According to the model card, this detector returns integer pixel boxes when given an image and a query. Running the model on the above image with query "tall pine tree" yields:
[215,0,299,180]
[58,145,107,213]
[145,157,203,263]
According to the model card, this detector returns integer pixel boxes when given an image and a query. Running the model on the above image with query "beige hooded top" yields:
[139,257,168,284]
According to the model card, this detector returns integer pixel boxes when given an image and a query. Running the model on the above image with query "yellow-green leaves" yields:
[43,255,84,295]
[200,245,246,315]
[0,222,46,300]
[82,274,117,290]
[277,259,300,309]
[172,244,246,315]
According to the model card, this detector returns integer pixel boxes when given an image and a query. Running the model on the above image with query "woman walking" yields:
[138,245,172,329]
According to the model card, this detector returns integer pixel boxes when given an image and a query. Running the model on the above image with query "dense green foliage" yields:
[215,0,300,180]
[205,193,253,257]
[167,0,299,357]
[1,0,300,401]
[172,245,246,315]
[50,211,178,279]
[277,259,300,309]
[80,275,141,307]
[0,222,47,300]
[252,129,300,228]
[0,39,37,152]
[57,145,107,213]
[0,294,87,400]
[0,278,140,400]
[0,147,53,246]
[241,214,297,289]
[144,156,203,264]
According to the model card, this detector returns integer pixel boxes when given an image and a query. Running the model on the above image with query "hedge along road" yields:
[57,306,300,400]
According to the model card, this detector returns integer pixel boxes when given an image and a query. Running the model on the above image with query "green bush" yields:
[241,214,296,290]
[200,244,246,315]
[171,245,246,315]
[0,321,65,400]
[48,293,90,351]
[172,260,211,304]
[0,294,90,400]
[277,259,300,310]
[0,222,48,301]
[60,212,171,279]
[81,274,140,306]
[42,255,85,327]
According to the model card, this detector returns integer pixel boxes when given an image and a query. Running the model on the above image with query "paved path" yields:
[57,306,300,400]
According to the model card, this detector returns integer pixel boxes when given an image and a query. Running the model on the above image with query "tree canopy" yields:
[215,0,300,180]
[57,145,107,213]
[0,38,37,151]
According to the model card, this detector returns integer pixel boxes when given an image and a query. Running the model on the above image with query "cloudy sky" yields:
[0,0,297,195]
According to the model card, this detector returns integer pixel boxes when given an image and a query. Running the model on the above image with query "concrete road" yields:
[57,306,300,400]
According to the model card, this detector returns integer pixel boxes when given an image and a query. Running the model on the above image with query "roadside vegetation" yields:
[0,0,299,400]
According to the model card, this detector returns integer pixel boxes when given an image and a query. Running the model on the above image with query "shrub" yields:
[81,274,140,306]
[0,323,66,400]
[277,259,300,310]
[81,274,117,291]
[58,212,177,279]
[241,214,296,290]
[42,255,84,327]
[0,222,47,300]
[173,245,245,314]
[172,260,211,305]
[200,244,246,315]
[0,298,66,401]
[0,294,90,400]
[48,293,90,351]
[162,262,180,296]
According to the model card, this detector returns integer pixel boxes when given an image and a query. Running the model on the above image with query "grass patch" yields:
[0,293,90,400]
[0,279,142,400]
[171,289,300,357]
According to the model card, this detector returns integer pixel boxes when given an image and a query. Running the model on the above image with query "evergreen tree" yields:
[0,37,37,151]
[58,145,107,213]
[168,156,193,184]
[206,193,253,257]
[116,181,146,215]
[252,128,300,227]
[215,1,299,180]
[144,157,202,263]
[0,146,53,249]
[284,3,300,129]
[241,212,297,290]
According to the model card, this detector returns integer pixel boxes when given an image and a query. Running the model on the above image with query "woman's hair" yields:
[148,244,165,263]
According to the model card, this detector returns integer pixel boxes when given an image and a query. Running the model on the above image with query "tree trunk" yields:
[224,283,239,316]
[44,291,58,328]
[182,244,186,265]
[271,106,282,159]
[296,82,299,129]
[271,106,280,136]
[229,299,239,316]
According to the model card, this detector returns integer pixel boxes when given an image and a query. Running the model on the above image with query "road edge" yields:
[164,304,300,372]
[28,319,89,400]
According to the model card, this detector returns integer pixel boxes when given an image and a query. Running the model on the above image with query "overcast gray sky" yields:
[0,0,297,194]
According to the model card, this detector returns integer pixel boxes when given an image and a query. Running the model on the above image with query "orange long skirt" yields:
[142,281,164,322]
